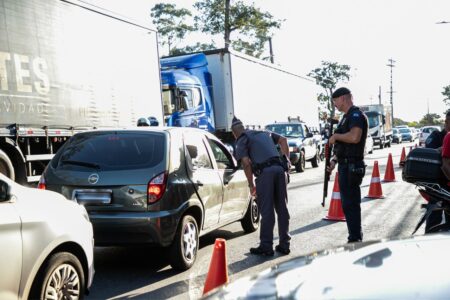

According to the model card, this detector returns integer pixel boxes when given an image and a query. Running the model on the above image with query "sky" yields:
[90,0,450,122]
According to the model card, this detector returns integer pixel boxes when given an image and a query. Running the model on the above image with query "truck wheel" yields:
[241,196,259,233]
[0,149,15,181]
[169,215,198,270]
[295,151,305,173]
[310,149,320,168]
[30,252,85,300]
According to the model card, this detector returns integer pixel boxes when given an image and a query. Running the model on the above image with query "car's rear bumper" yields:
[89,210,181,247]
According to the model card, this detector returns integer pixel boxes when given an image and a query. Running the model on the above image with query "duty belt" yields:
[252,157,282,176]
[337,157,363,164]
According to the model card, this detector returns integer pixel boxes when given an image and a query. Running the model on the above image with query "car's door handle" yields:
[196,180,204,186]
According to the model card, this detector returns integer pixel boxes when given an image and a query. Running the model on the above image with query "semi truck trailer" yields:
[0,0,163,183]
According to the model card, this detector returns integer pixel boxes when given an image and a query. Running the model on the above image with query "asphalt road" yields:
[86,140,424,300]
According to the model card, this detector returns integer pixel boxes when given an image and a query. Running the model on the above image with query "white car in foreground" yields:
[0,174,94,300]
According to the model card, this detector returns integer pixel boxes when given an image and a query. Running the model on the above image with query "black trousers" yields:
[255,165,291,250]
[338,162,365,241]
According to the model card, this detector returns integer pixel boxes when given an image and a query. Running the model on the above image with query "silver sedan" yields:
[0,174,94,300]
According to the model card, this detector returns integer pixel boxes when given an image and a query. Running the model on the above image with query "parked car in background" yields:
[0,174,94,300]
[39,127,259,270]
[419,126,441,146]
[398,127,413,142]
[265,118,321,173]
[411,128,420,141]
[364,132,374,155]
[392,128,403,143]
[204,233,450,299]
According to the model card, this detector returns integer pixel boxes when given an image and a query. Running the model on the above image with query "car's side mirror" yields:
[306,132,313,138]
[0,180,11,202]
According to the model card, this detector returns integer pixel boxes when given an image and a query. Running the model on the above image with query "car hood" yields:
[204,233,450,299]
[287,138,303,146]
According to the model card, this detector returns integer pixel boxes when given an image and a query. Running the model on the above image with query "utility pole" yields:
[378,86,382,105]
[224,0,231,50]
[387,58,396,125]
[268,37,274,63]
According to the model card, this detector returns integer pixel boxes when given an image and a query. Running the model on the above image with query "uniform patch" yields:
[353,113,360,117]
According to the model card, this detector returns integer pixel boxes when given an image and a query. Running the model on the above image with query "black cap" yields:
[332,87,351,99]
[231,116,243,127]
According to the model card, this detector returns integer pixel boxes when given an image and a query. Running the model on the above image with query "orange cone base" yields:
[323,214,346,221]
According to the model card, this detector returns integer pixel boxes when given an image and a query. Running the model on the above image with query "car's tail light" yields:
[38,175,46,190]
[148,172,167,204]
[419,190,431,202]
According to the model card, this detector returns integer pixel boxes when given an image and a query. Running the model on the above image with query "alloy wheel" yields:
[183,222,197,262]
[44,263,80,300]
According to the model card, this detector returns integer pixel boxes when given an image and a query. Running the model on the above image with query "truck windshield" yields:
[265,124,303,138]
[366,113,379,128]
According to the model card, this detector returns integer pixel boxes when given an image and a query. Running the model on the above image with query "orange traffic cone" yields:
[399,147,406,167]
[366,161,384,199]
[323,172,346,221]
[203,238,229,295]
[383,153,396,182]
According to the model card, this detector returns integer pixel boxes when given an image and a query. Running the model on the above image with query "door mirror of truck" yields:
[0,180,11,202]
[306,132,314,138]
[382,115,386,125]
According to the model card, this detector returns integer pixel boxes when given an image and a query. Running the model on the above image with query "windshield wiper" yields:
[61,160,100,169]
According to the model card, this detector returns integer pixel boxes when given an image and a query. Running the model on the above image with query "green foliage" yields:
[308,61,351,119]
[150,3,194,55]
[418,113,442,126]
[193,0,283,58]
[442,85,450,108]
[170,42,217,56]
[393,118,407,127]
[407,121,419,128]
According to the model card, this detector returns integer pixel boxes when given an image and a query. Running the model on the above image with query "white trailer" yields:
[205,49,320,135]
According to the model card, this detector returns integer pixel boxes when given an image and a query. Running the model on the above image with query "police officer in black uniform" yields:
[232,116,291,256]
[327,87,368,243]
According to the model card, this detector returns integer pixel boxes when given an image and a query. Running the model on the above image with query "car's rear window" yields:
[423,127,439,133]
[53,132,166,171]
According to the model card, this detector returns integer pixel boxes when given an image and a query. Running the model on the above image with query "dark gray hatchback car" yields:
[40,127,259,270]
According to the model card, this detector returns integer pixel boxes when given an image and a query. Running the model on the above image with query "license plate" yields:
[72,189,112,205]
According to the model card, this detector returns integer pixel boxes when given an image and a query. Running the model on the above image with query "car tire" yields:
[241,196,259,233]
[310,149,319,168]
[0,149,15,181]
[295,151,305,173]
[169,215,199,271]
[30,252,85,300]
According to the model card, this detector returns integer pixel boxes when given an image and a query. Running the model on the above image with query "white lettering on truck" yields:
[0,51,50,95]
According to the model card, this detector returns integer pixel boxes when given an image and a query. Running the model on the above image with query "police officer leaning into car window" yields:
[232,116,292,256]
[327,87,368,243]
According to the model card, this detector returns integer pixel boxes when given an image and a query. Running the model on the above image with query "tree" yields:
[193,0,283,58]
[170,42,217,56]
[307,61,351,120]
[393,117,407,127]
[418,113,442,126]
[150,3,195,55]
[442,85,450,108]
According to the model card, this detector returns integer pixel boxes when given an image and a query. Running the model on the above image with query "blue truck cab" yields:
[160,54,215,132]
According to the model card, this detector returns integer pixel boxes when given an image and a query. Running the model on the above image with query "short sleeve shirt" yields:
[234,130,281,164]
[346,107,366,131]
